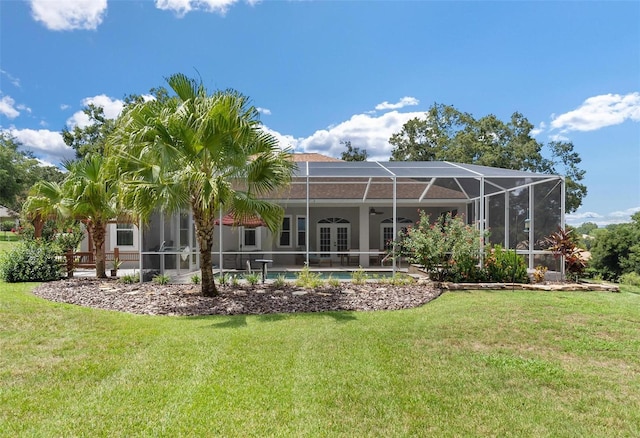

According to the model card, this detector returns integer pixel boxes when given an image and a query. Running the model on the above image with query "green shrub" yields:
[121,272,140,284]
[389,273,416,286]
[295,264,323,288]
[190,274,201,284]
[0,220,15,232]
[484,245,528,283]
[243,272,260,286]
[152,274,171,285]
[52,225,85,253]
[583,267,600,279]
[620,272,640,287]
[0,240,63,282]
[272,274,287,288]
[327,275,341,287]
[351,266,368,285]
[216,273,229,286]
[446,253,485,283]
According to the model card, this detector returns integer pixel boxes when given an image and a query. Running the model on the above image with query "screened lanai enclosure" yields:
[136,160,564,279]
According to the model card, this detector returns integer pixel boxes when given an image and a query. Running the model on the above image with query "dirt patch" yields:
[31,278,442,316]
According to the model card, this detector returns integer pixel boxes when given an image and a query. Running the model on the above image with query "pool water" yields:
[265,270,398,280]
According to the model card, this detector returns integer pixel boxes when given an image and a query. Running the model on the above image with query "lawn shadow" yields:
[207,315,247,328]
[193,309,357,329]
[322,311,357,323]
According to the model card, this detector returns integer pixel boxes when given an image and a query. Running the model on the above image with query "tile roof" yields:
[291,153,342,162]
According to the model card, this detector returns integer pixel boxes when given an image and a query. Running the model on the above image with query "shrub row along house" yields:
[91,153,564,279]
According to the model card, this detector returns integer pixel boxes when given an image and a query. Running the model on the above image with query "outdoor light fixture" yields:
[524,218,531,233]
[369,207,383,216]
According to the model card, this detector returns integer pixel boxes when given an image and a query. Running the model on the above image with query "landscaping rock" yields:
[31,278,442,316]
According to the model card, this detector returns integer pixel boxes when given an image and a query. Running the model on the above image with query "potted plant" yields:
[110,257,122,277]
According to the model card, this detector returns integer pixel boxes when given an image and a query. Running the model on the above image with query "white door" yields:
[380,217,413,251]
[317,218,350,262]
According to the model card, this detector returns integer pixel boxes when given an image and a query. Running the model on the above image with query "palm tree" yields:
[62,154,121,278]
[22,180,65,239]
[23,155,122,278]
[109,73,294,296]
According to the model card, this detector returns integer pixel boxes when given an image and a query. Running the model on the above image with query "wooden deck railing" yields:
[72,247,139,269]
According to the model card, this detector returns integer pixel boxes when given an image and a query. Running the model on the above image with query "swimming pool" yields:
[265,270,400,280]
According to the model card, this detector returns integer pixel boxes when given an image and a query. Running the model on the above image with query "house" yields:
[103,154,565,276]
[0,205,19,222]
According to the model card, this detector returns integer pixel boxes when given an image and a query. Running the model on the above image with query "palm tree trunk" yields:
[199,237,217,297]
[91,221,107,279]
[33,215,44,239]
[193,207,218,297]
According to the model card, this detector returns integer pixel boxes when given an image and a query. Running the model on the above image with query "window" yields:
[279,216,292,247]
[116,223,134,246]
[244,229,256,246]
[242,227,261,250]
[297,216,306,247]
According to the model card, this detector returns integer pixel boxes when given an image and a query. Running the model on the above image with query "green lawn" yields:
[0,232,20,242]
[1,281,639,437]
[0,240,18,253]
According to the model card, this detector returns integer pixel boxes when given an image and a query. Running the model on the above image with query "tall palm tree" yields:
[109,73,294,296]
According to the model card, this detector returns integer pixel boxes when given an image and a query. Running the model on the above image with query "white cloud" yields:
[60,104,70,110]
[548,133,570,142]
[0,69,21,88]
[256,107,271,116]
[609,207,640,219]
[30,0,107,31]
[0,96,20,119]
[566,206,640,227]
[155,0,256,17]
[264,110,423,160]
[375,96,419,111]
[530,121,546,137]
[5,127,75,164]
[261,125,298,151]
[550,92,640,132]
[66,94,124,129]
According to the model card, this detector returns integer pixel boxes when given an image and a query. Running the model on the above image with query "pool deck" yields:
[71,265,411,284]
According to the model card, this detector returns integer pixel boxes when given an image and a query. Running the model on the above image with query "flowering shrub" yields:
[395,210,531,283]
[400,211,483,282]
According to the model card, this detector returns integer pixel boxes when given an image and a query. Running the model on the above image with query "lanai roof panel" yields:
[294,161,559,180]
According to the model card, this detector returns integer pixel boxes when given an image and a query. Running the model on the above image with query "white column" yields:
[359,205,369,267]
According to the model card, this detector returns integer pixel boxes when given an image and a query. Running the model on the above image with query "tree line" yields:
[4,76,636,288]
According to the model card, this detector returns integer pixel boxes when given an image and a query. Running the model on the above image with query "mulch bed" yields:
[31,278,442,316]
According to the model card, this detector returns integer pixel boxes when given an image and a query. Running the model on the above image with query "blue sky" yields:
[1,0,638,227]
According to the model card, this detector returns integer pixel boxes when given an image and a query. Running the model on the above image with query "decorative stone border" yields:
[408,264,620,292]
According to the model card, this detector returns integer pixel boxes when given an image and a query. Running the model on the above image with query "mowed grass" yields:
[1,280,640,437]
[0,240,18,252]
